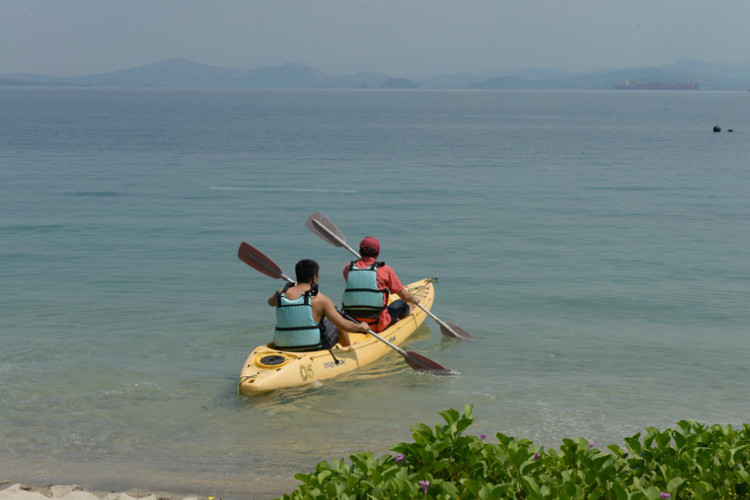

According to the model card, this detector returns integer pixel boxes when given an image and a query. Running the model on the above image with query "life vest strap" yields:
[275,324,321,331]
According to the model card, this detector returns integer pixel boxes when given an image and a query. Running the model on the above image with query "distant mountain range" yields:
[2,58,749,90]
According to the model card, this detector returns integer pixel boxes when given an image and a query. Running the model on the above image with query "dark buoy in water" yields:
[713,125,721,132]
[728,128,734,132]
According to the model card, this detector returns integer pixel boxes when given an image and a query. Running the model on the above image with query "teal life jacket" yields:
[273,284,324,351]
[342,261,389,320]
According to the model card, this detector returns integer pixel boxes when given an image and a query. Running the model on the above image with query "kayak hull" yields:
[238,279,435,395]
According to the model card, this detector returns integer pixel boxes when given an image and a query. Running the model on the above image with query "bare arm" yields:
[268,291,280,306]
[317,294,370,338]
[396,287,420,305]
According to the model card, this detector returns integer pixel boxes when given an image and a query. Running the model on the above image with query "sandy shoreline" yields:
[0,483,205,500]
[0,482,292,500]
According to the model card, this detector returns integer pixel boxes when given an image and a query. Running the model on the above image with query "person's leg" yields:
[321,318,339,348]
[386,300,409,327]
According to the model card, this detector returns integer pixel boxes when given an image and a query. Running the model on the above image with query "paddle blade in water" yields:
[238,242,284,280]
[440,321,477,342]
[404,351,457,376]
[306,211,348,248]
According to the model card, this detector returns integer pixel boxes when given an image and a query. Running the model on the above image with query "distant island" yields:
[1,58,748,90]
[615,80,697,90]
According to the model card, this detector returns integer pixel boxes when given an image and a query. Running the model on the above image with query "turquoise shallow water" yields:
[1,88,749,498]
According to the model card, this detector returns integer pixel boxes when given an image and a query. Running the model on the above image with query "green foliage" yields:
[281,406,750,499]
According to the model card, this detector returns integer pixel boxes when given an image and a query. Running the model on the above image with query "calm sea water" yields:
[1,88,748,499]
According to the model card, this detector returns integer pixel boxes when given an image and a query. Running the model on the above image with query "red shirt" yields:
[343,257,404,332]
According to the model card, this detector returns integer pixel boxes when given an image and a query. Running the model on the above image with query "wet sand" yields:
[0,482,294,500]
[0,484,203,500]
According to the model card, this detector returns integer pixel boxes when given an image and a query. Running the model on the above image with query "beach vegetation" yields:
[281,405,750,499]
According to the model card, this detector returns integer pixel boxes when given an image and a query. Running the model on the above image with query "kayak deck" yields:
[238,278,435,395]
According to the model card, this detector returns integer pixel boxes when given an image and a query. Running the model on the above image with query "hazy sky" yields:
[1,0,748,77]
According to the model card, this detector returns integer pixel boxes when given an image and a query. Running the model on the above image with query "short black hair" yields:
[295,259,319,283]
[360,246,379,257]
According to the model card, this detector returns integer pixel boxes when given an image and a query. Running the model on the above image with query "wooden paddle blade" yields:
[306,211,347,248]
[238,242,285,280]
[404,351,457,376]
[439,321,477,342]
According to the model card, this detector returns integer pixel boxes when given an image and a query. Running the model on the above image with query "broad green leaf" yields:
[460,479,483,496]
[666,476,685,491]
[642,486,667,500]
[523,476,542,498]
[611,482,629,500]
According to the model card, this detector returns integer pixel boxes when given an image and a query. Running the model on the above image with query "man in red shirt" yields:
[342,236,420,332]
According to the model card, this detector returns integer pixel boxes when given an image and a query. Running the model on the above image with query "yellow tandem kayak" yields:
[238,278,435,395]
